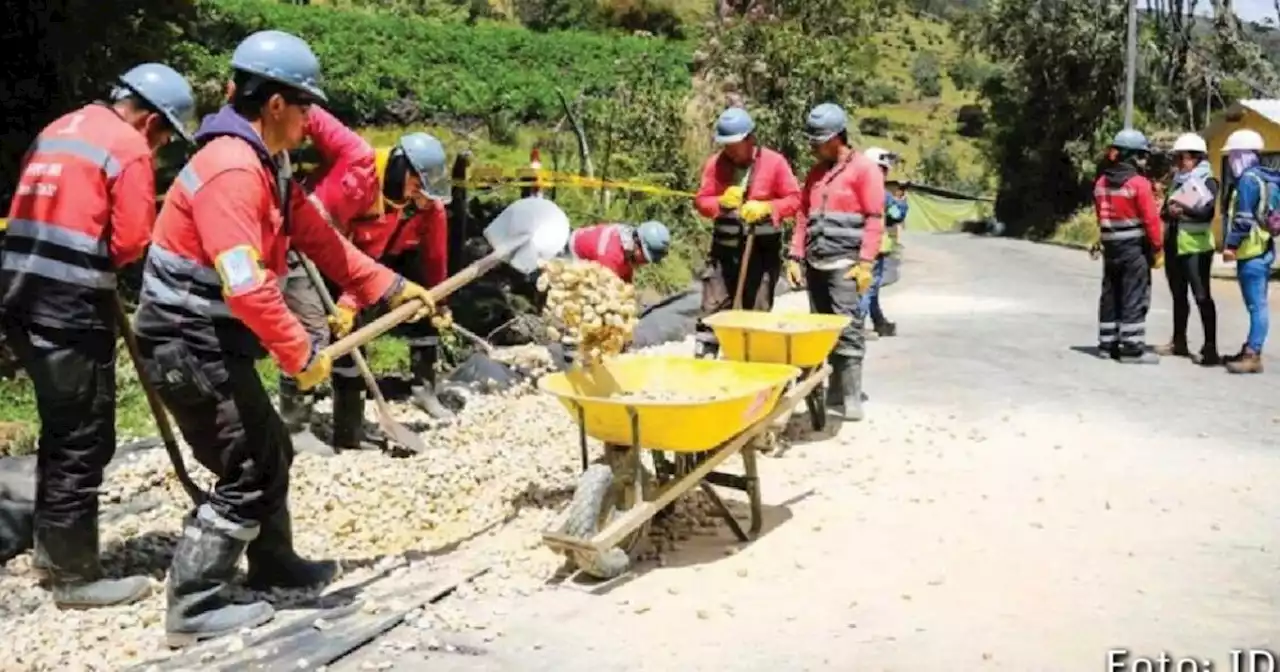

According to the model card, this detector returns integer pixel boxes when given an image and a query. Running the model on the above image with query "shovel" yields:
[112,294,205,504]
[296,255,429,454]
[322,197,571,361]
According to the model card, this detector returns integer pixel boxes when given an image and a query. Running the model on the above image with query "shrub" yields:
[863,80,901,106]
[948,56,994,91]
[858,115,891,137]
[910,52,942,98]
[956,104,985,137]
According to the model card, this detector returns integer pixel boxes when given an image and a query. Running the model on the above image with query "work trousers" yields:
[280,257,331,394]
[805,264,866,363]
[1098,239,1152,353]
[1237,247,1275,353]
[1162,244,1216,350]
[5,323,115,529]
[139,339,291,526]
[695,236,782,351]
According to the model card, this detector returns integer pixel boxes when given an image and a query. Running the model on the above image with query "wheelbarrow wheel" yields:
[562,463,650,580]
[805,386,827,432]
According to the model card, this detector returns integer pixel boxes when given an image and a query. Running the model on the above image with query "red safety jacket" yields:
[133,107,398,375]
[1092,170,1163,251]
[2,103,157,329]
[567,223,644,283]
[339,202,447,309]
[694,147,801,246]
[790,150,885,264]
[301,107,377,230]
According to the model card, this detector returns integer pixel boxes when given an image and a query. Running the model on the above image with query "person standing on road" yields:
[0,64,195,609]
[692,107,801,358]
[787,103,885,422]
[860,147,905,340]
[565,220,671,284]
[1154,132,1219,366]
[131,31,436,646]
[1093,129,1163,364]
[1219,129,1279,374]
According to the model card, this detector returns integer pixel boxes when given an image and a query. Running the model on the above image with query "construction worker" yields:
[130,31,435,646]
[861,147,905,339]
[0,64,195,609]
[1220,129,1278,374]
[565,220,671,283]
[1155,132,1219,365]
[692,106,801,358]
[787,103,884,422]
[329,132,457,440]
[278,105,378,437]
[1093,129,1163,363]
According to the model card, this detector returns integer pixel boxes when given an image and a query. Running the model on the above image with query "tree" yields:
[911,52,942,98]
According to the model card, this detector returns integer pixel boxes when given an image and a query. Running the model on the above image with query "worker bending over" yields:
[861,147,905,339]
[1093,129,1163,364]
[1220,129,1279,374]
[692,106,800,358]
[1155,133,1219,365]
[131,31,435,646]
[787,103,884,422]
[0,64,195,609]
[566,220,671,283]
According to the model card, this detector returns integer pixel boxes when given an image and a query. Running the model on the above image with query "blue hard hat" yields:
[231,30,327,103]
[1111,128,1149,152]
[397,132,450,203]
[636,220,671,263]
[714,107,755,145]
[805,103,848,144]
[114,63,196,143]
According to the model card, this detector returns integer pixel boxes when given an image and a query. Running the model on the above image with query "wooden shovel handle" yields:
[322,250,506,360]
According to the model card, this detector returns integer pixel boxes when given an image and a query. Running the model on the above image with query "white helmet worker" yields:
[865,147,894,170]
[1222,129,1265,153]
[1170,133,1207,155]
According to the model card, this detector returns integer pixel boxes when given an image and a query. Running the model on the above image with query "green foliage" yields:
[916,141,957,187]
[910,51,942,98]
[947,56,994,91]
[864,80,902,106]
[859,115,891,137]
[514,0,599,30]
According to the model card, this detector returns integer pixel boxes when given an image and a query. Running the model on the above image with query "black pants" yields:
[805,264,866,363]
[1098,239,1152,352]
[695,236,782,350]
[1163,248,1217,350]
[139,338,291,526]
[5,323,115,529]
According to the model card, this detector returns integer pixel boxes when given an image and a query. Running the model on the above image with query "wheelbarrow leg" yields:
[742,444,763,538]
[699,481,749,543]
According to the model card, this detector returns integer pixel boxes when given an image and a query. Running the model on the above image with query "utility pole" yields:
[1123,0,1138,128]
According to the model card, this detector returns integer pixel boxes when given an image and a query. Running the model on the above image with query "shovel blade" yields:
[373,399,428,454]
[483,197,571,274]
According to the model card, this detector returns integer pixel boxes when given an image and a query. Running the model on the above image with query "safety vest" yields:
[1093,182,1147,243]
[567,223,636,282]
[881,192,907,255]
[802,154,882,263]
[1227,171,1273,261]
[1,104,153,330]
[1163,181,1215,256]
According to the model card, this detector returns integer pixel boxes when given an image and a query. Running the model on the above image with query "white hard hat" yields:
[865,147,893,169]
[1171,133,1207,154]
[1222,129,1265,153]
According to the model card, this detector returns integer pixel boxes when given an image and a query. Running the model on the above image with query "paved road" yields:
[338,233,1280,672]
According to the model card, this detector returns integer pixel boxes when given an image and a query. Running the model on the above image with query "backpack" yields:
[1245,169,1280,236]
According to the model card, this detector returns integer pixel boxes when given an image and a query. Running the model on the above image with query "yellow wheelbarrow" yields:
[702,310,852,431]
[538,355,815,580]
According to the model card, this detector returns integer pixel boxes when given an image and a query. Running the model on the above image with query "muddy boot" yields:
[1226,348,1264,374]
[330,381,369,450]
[165,505,274,648]
[410,345,455,421]
[34,517,151,609]
[825,355,848,413]
[245,506,337,590]
[278,377,312,434]
[1153,340,1190,357]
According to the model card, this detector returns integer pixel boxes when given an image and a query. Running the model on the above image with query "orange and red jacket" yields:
[693,147,801,239]
[1092,170,1163,251]
[301,106,377,230]
[2,103,157,329]
[338,201,447,309]
[567,223,645,283]
[790,151,886,264]
[134,107,399,375]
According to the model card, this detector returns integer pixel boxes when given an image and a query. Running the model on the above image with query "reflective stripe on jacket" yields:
[2,104,156,329]
[336,202,448,310]
[568,223,637,283]
[694,148,801,244]
[790,151,885,264]
[1092,174,1162,248]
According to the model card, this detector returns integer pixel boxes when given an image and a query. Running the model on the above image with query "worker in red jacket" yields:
[692,107,801,358]
[276,105,378,438]
[566,220,671,283]
[787,103,885,422]
[130,31,435,646]
[0,63,195,609]
[1093,129,1164,364]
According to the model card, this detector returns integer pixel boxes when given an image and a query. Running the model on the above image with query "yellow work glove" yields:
[327,304,356,339]
[785,259,805,289]
[739,200,772,224]
[430,306,453,330]
[388,279,436,322]
[844,260,875,294]
[295,350,332,392]
[718,186,745,211]
[1152,250,1165,270]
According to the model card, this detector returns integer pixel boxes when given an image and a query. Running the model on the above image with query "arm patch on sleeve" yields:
[215,245,265,297]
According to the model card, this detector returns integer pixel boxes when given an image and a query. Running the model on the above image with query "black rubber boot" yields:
[165,506,275,648]
[875,321,897,338]
[34,516,151,609]
[825,355,848,411]
[694,339,719,359]
[278,377,312,434]
[330,380,367,450]
[840,360,866,422]
[245,505,337,591]
[1116,343,1159,365]
[410,345,455,421]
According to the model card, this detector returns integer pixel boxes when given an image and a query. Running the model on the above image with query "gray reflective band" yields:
[809,225,864,239]
[149,244,221,286]
[1179,221,1211,233]
[197,504,259,542]
[5,218,108,256]
[177,164,204,195]
[815,211,867,227]
[1,252,116,289]
[1099,218,1140,229]
[1119,323,1145,334]
[1100,228,1145,241]
[140,271,230,319]
[33,138,121,179]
